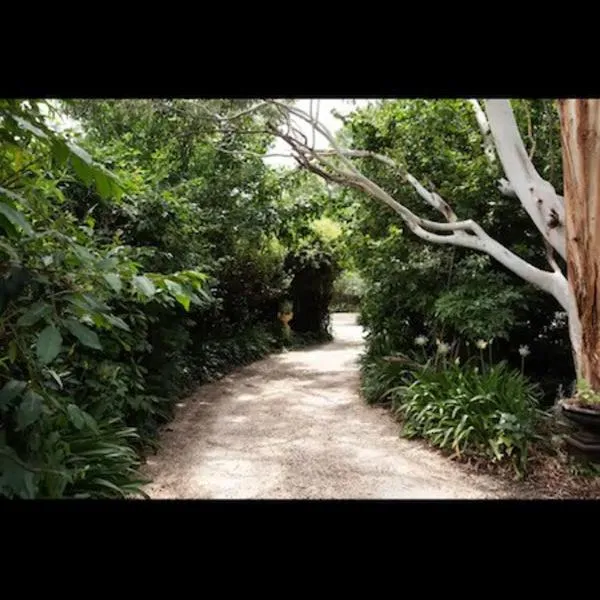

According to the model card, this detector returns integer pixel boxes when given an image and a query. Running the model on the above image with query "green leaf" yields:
[63,319,102,350]
[0,213,17,237]
[67,143,122,199]
[164,279,192,310]
[16,390,44,430]
[51,139,70,166]
[66,293,109,314]
[72,244,95,262]
[103,273,122,293]
[0,185,28,205]
[66,404,85,430]
[17,302,51,327]
[0,379,27,408]
[92,477,127,497]
[132,275,156,298]
[36,325,62,365]
[104,314,130,331]
[94,169,112,199]
[13,116,48,139]
[47,369,63,390]
[82,411,99,434]
[195,288,213,302]
[0,239,20,262]
[71,154,94,186]
[165,279,183,295]
[8,341,17,363]
[0,451,37,499]
[0,202,33,235]
[67,142,93,165]
[176,294,191,311]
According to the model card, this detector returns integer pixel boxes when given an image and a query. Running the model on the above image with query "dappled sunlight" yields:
[6,98,582,500]
[144,314,507,499]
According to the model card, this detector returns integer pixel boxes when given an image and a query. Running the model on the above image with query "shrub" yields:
[391,361,542,476]
[190,326,279,384]
[360,356,415,405]
[345,99,575,404]
[0,99,296,499]
[285,245,338,337]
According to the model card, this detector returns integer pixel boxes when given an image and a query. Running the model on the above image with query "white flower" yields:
[475,339,488,350]
[414,335,428,347]
[436,342,450,355]
[519,345,531,357]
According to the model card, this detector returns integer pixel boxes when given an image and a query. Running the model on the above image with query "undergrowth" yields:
[361,352,543,478]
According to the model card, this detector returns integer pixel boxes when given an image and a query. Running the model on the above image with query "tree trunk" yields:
[559,99,600,389]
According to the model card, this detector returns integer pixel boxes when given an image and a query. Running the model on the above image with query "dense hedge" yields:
[0,99,333,499]
[285,246,338,339]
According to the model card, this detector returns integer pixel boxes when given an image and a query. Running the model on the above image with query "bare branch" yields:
[216,101,270,122]
[215,147,295,160]
[544,239,562,274]
[269,100,365,179]
[524,102,536,160]
[317,148,458,222]
[309,99,315,148]
[315,100,320,140]
[266,99,571,313]
[484,99,566,260]
[469,99,496,164]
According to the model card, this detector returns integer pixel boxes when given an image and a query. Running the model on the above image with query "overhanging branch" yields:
[265,99,571,313]
[484,99,566,260]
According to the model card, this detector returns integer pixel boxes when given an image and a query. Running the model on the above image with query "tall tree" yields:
[559,100,600,389]
[215,99,597,390]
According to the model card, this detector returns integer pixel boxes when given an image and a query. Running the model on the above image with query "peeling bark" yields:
[559,99,600,388]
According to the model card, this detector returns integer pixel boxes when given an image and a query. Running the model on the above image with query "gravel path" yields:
[142,313,513,499]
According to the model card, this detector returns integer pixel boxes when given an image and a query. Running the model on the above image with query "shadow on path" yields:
[142,312,515,499]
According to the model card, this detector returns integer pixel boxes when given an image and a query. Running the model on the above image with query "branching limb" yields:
[316,148,458,223]
[545,239,562,274]
[524,102,536,160]
[265,100,571,314]
[484,99,566,260]
[469,99,496,165]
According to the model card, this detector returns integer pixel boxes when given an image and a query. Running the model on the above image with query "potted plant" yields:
[559,379,600,460]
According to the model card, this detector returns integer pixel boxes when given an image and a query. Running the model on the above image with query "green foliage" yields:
[361,349,542,476]
[61,419,149,499]
[343,99,573,400]
[360,356,412,405]
[190,326,280,384]
[573,379,600,408]
[433,272,525,341]
[285,244,339,338]
[0,99,300,498]
[393,361,541,476]
[332,270,365,312]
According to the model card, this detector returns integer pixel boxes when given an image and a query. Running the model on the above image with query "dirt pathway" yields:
[142,313,514,499]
